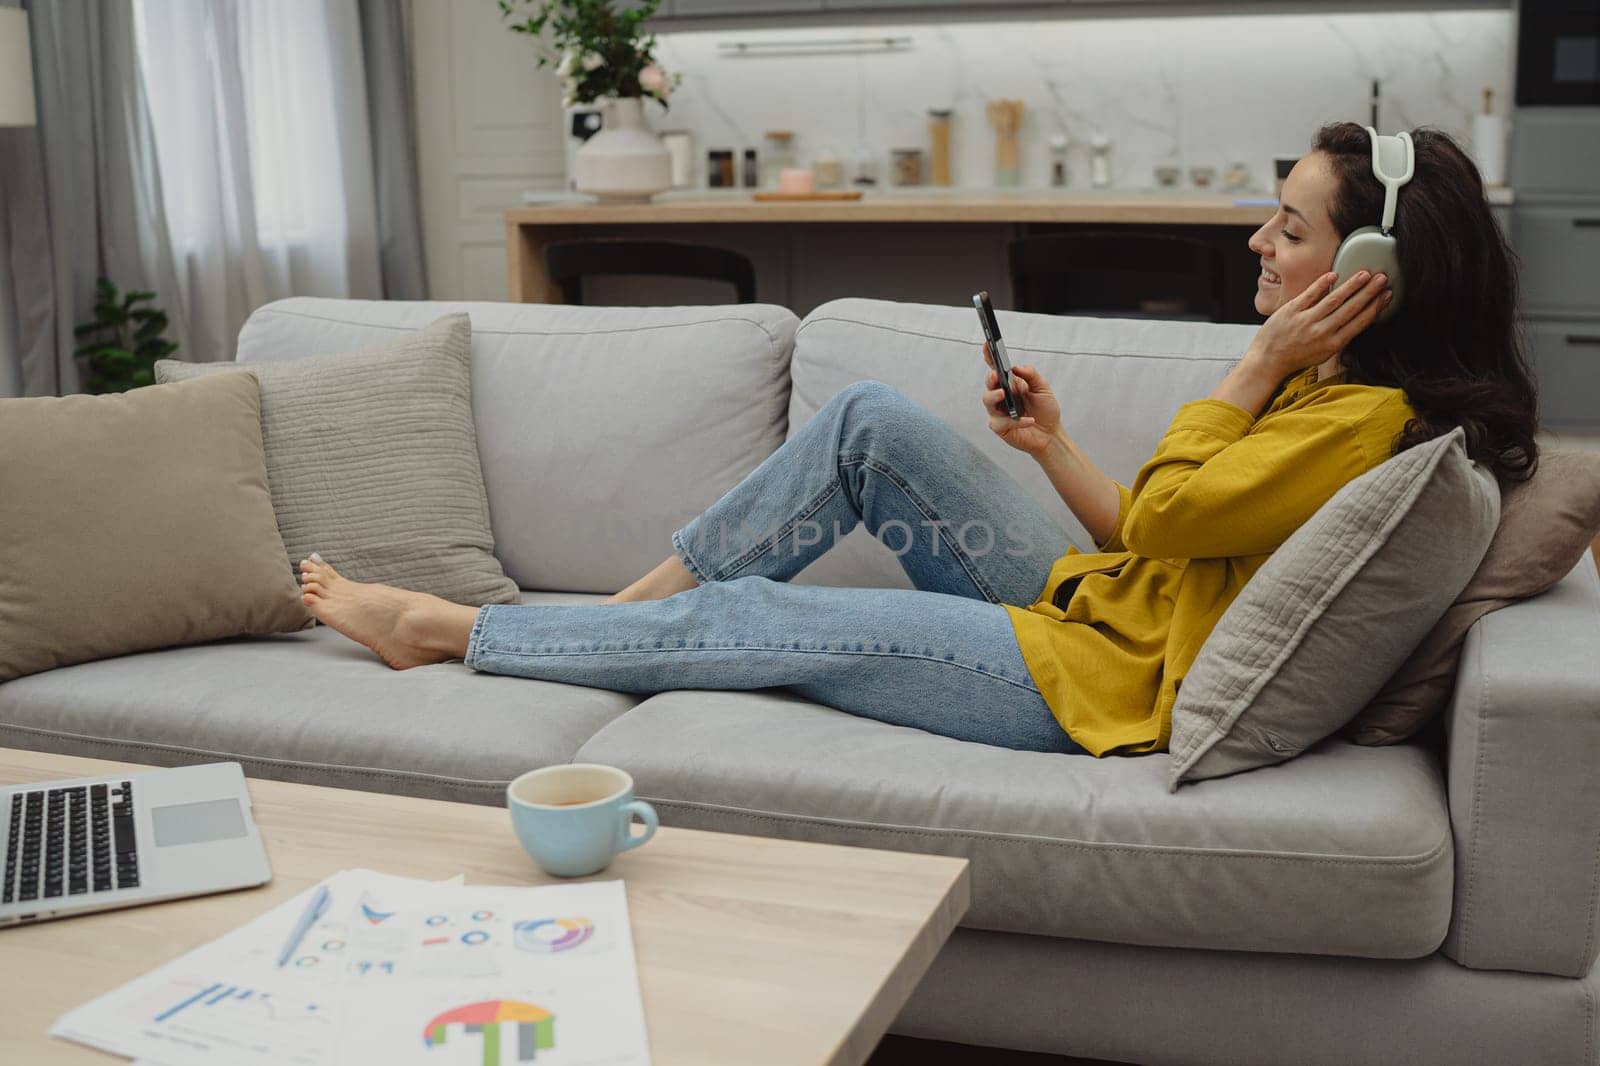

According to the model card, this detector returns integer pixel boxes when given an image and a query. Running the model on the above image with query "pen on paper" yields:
[276,884,332,968]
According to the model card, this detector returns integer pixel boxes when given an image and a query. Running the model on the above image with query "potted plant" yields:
[500,0,680,202]
[73,278,178,394]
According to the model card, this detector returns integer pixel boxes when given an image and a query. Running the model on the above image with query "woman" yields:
[299,121,1538,758]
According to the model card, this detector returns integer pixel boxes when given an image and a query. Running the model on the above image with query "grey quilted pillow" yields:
[1168,425,1499,791]
[157,313,518,607]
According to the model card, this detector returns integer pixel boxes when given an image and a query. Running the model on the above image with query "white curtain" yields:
[133,0,381,363]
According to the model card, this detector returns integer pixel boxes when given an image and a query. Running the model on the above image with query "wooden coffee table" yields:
[0,748,969,1065]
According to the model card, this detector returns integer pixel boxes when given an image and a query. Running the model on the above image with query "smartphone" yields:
[973,290,1022,419]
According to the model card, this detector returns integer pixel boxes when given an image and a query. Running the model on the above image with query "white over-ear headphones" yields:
[1329,126,1413,324]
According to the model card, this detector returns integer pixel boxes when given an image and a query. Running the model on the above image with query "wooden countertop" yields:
[506,189,1283,226]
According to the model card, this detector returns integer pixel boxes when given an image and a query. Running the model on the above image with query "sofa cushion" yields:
[0,592,633,806]
[573,688,1453,960]
[787,298,1258,588]
[0,373,311,682]
[1167,426,1501,790]
[159,313,519,607]
[1345,447,1600,745]
[235,298,798,594]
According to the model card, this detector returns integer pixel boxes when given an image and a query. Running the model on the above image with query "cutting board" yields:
[752,190,864,201]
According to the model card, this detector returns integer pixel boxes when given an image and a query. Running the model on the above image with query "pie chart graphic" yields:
[423,999,554,1064]
[513,916,594,953]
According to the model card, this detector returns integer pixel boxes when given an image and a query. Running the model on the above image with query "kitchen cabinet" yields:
[819,0,1056,10]
[657,0,1288,21]
[670,0,823,15]
[1527,320,1600,429]
[1509,107,1600,431]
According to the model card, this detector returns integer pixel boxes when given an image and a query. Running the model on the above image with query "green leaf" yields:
[134,314,169,342]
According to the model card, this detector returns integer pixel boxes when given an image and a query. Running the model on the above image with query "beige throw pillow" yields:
[158,313,518,607]
[0,374,311,682]
[1343,448,1600,744]
[1168,426,1500,791]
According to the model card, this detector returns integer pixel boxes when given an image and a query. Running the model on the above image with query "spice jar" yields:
[707,149,735,188]
[813,147,844,189]
[891,148,924,187]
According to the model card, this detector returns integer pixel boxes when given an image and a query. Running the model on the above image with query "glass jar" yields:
[852,144,880,187]
[928,109,953,186]
[762,130,796,189]
[891,148,924,187]
[813,147,845,190]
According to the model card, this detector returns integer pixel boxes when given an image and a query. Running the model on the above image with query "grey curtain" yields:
[0,0,53,396]
[357,0,428,300]
[0,0,186,396]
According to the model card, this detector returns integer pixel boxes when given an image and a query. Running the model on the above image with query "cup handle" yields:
[618,800,658,853]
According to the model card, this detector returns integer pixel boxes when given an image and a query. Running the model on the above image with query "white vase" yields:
[574,97,672,203]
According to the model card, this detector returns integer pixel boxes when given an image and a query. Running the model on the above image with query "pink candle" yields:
[777,168,815,195]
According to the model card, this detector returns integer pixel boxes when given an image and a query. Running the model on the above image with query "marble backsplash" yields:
[646,8,1513,193]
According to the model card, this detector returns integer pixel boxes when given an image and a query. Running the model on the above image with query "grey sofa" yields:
[4,296,1598,1066]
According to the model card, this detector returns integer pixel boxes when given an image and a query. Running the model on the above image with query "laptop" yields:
[1,762,271,928]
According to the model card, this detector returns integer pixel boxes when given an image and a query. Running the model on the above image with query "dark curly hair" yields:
[1309,120,1540,487]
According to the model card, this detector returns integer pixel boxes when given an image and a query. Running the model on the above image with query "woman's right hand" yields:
[982,343,1061,457]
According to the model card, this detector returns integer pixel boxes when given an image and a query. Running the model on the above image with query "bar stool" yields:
[1007,231,1227,322]
[544,239,758,305]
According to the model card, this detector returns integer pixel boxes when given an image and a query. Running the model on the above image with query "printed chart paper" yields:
[51,870,653,1066]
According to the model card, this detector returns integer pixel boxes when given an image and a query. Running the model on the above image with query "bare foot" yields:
[298,555,478,670]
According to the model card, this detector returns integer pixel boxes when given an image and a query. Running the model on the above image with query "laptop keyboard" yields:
[3,780,139,905]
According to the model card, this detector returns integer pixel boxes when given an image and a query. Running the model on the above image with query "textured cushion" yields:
[1345,448,1600,745]
[1169,426,1500,791]
[0,591,634,806]
[0,374,310,682]
[157,313,518,606]
[786,298,1254,587]
[573,689,1453,959]
[233,299,798,594]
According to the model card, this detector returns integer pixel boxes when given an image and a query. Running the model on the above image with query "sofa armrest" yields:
[1441,549,1600,978]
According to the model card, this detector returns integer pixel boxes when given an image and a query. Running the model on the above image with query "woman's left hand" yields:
[1248,268,1392,377]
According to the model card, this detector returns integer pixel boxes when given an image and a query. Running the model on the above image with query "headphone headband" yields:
[1365,126,1414,235]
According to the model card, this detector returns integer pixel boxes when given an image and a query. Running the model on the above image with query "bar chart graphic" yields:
[154,981,324,1024]
[422,1000,555,1064]
[133,977,332,1065]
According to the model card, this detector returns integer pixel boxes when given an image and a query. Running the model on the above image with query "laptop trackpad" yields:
[151,798,247,847]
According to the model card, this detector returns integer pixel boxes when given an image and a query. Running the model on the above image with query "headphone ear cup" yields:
[1330,226,1403,323]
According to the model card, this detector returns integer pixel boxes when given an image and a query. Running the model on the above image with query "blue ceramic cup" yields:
[506,764,658,878]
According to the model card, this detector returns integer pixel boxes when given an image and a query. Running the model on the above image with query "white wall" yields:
[409,4,1514,301]
[652,9,1513,192]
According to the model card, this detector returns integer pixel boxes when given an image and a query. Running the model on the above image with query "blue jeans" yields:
[465,380,1092,755]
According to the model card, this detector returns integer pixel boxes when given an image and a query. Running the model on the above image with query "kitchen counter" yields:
[503,186,1515,306]
[505,189,1279,302]
[508,188,1283,226]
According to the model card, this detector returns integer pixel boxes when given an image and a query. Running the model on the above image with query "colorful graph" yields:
[360,896,395,925]
[514,917,594,954]
[153,981,325,1026]
[423,1000,554,1065]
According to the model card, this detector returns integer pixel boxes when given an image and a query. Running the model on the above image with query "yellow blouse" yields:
[1005,365,1418,757]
